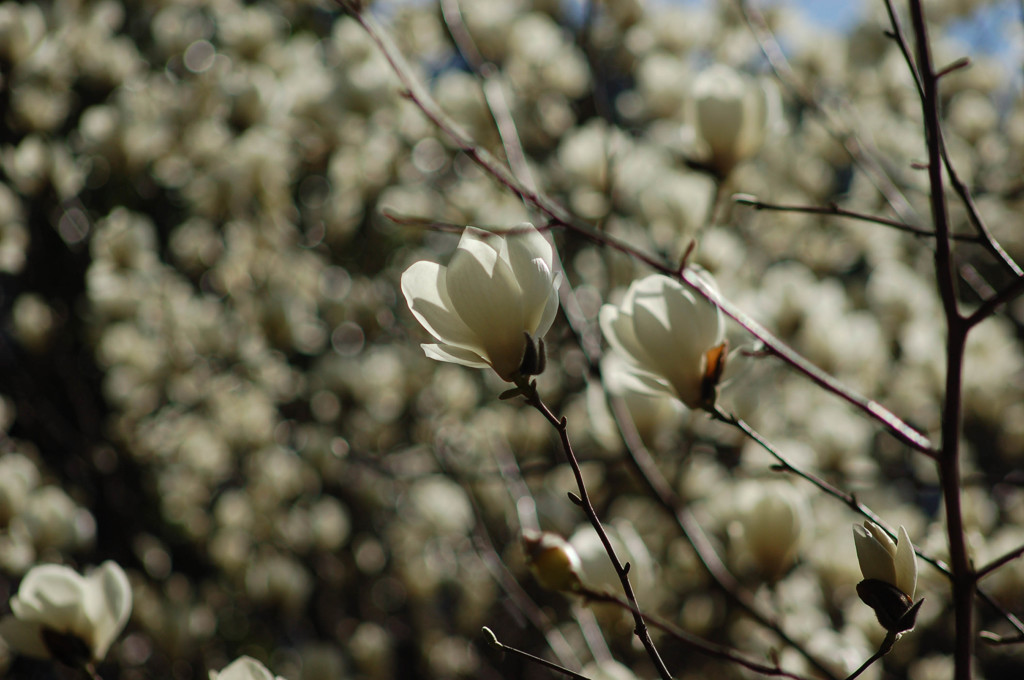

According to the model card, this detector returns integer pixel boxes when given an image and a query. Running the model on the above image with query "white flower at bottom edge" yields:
[0,560,132,665]
[599,272,726,410]
[401,224,560,381]
[210,655,285,680]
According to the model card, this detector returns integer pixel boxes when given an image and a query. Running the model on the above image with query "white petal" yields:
[401,261,482,353]
[421,343,490,369]
[446,234,528,378]
[599,303,654,370]
[212,656,277,680]
[894,526,918,599]
[503,223,553,273]
[10,564,89,634]
[84,561,132,660]
[503,224,558,333]
[853,523,897,586]
[864,520,898,558]
[630,284,704,406]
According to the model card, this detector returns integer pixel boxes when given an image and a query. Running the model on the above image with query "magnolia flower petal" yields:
[503,224,557,333]
[446,233,528,377]
[894,525,918,599]
[86,561,132,660]
[504,223,554,274]
[673,274,724,352]
[0,615,48,658]
[10,564,89,631]
[533,270,561,338]
[630,290,705,406]
[401,261,482,353]
[853,523,897,586]
[421,343,490,369]
[864,520,898,558]
[599,304,654,371]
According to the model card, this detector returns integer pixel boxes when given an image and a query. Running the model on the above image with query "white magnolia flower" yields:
[210,655,285,680]
[0,561,132,665]
[853,522,922,634]
[687,64,780,176]
[599,273,726,410]
[401,224,560,381]
[853,522,917,600]
[740,483,806,581]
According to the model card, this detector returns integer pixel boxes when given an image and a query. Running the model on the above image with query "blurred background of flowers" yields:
[1,0,1023,678]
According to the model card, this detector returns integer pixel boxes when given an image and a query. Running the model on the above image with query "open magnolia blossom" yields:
[210,656,285,680]
[401,224,560,382]
[599,272,726,410]
[0,560,132,666]
[687,63,780,177]
[853,522,922,634]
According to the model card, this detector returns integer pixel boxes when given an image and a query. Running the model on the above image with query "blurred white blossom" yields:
[600,272,725,409]
[739,482,806,581]
[687,64,781,176]
[0,561,132,664]
[210,655,284,680]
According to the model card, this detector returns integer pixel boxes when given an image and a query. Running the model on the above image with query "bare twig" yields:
[707,406,948,576]
[883,0,1023,278]
[733,194,981,242]
[976,543,1024,581]
[482,627,593,680]
[842,633,896,680]
[576,586,819,680]
[737,0,921,227]
[967,274,1024,328]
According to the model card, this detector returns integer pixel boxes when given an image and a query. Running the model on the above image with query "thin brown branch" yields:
[577,586,818,680]
[482,627,593,680]
[737,0,921,227]
[707,406,947,576]
[976,542,1024,581]
[439,0,539,195]
[967,274,1024,327]
[884,0,1023,278]
[842,633,896,680]
[907,4,974,680]
[733,194,981,242]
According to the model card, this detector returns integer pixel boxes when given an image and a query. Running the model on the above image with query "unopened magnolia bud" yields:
[522,530,583,592]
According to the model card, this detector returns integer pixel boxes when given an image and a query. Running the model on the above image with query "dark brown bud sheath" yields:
[856,578,923,635]
[518,332,546,377]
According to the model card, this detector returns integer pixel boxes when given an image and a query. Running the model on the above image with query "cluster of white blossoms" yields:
[401,224,729,411]
[3,0,1024,679]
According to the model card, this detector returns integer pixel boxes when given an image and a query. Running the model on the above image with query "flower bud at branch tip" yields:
[853,522,922,636]
[522,530,583,593]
